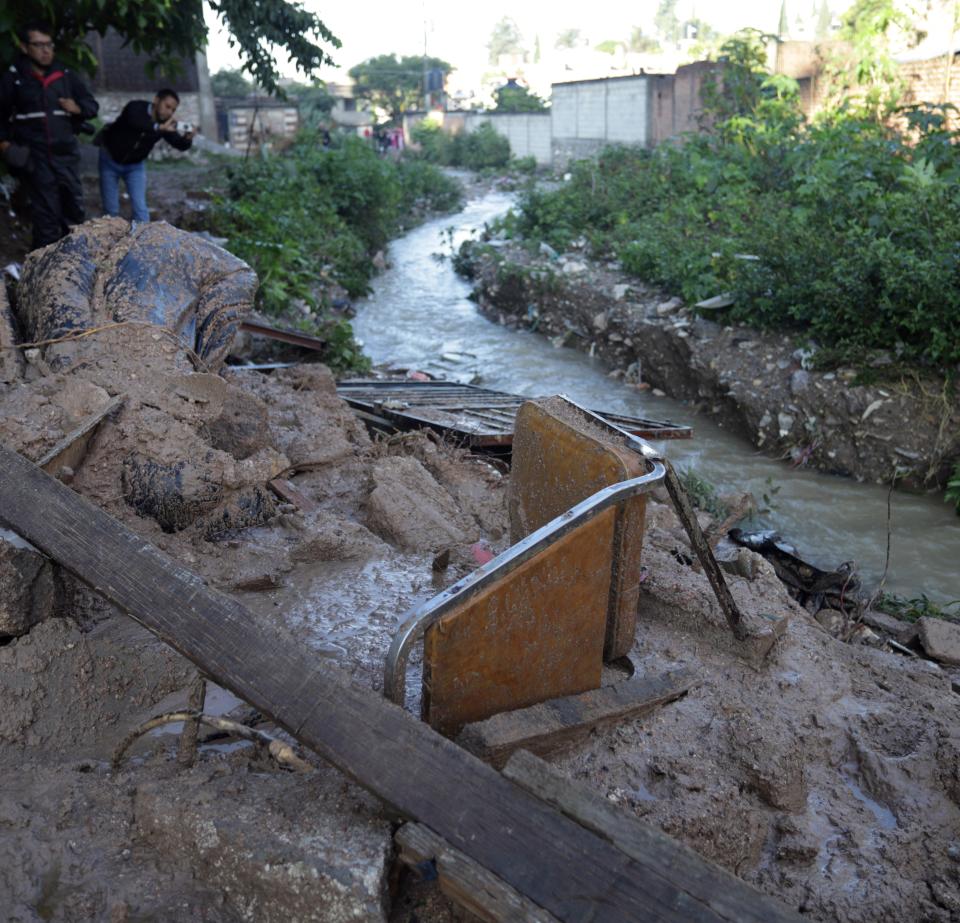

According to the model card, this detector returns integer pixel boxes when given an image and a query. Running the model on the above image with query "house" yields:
[88,30,217,141]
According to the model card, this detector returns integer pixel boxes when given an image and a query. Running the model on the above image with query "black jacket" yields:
[101,100,192,164]
[0,55,98,156]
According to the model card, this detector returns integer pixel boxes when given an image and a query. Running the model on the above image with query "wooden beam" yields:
[458,669,697,768]
[503,750,805,923]
[395,823,559,923]
[0,444,798,922]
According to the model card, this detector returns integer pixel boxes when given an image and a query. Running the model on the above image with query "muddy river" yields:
[354,190,960,604]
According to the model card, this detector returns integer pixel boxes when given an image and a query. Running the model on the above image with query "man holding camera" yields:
[0,21,99,249]
[98,89,193,224]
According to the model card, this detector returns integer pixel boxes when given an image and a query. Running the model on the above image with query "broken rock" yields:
[365,456,472,552]
[0,529,53,637]
[918,617,960,666]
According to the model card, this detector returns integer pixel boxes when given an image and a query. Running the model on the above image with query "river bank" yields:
[456,235,960,493]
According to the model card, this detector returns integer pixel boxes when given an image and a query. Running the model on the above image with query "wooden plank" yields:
[395,823,559,923]
[37,396,124,476]
[502,750,805,923]
[423,510,613,737]
[458,669,697,768]
[0,443,780,923]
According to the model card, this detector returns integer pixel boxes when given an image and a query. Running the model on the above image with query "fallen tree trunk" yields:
[0,443,801,923]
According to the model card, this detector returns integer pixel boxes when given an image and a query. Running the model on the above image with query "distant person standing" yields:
[98,89,193,223]
[0,21,99,249]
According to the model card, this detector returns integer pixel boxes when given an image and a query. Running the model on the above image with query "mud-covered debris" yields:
[0,529,53,637]
[16,218,256,370]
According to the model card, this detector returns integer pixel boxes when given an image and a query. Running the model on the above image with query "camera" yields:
[177,121,193,134]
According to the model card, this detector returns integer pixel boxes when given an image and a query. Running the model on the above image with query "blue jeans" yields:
[99,148,149,222]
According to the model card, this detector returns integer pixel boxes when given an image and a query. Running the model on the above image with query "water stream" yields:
[354,190,960,604]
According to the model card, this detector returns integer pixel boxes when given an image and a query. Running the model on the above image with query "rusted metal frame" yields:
[384,457,668,707]
[238,320,327,352]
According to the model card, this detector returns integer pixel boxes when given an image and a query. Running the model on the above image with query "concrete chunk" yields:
[918,617,960,665]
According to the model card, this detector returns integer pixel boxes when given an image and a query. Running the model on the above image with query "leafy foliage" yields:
[498,34,960,371]
[211,68,253,98]
[412,121,512,170]
[0,0,339,97]
[494,83,548,113]
[488,17,526,64]
[947,460,960,515]
[876,591,960,622]
[348,54,451,124]
[209,133,461,369]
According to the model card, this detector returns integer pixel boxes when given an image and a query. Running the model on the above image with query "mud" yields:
[459,240,960,491]
[1,223,959,922]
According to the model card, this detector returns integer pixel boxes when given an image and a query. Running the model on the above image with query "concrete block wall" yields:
[550,76,650,169]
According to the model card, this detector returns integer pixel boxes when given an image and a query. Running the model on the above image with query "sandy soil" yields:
[1,222,959,922]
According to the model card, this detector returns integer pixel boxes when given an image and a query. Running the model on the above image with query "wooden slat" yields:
[0,444,784,922]
[502,750,805,923]
[395,823,559,923]
[335,380,692,444]
[458,669,697,768]
[37,396,125,476]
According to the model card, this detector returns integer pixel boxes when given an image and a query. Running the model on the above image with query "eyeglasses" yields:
[27,41,54,50]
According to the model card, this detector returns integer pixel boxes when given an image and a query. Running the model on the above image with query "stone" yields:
[815,609,844,636]
[612,283,631,300]
[790,370,810,395]
[538,241,558,260]
[134,768,393,922]
[656,297,682,316]
[0,530,54,637]
[778,413,795,437]
[365,456,472,552]
[561,259,588,275]
[592,311,608,332]
[918,617,960,665]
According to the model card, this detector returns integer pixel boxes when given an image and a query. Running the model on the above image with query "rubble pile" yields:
[0,223,958,922]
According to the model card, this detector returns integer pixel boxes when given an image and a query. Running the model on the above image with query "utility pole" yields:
[422,0,429,111]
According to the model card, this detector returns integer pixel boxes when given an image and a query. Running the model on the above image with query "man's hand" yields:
[58,97,81,115]
[0,141,9,154]
[158,118,177,132]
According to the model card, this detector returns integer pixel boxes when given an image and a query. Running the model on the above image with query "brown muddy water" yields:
[353,191,960,604]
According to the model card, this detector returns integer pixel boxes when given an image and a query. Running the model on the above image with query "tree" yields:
[0,0,340,97]
[494,81,548,112]
[629,27,662,53]
[595,40,625,56]
[778,0,790,38]
[284,80,335,128]
[816,0,834,38]
[654,0,681,45]
[554,29,581,50]
[348,54,452,123]
[211,68,252,97]
[487,17,525,65]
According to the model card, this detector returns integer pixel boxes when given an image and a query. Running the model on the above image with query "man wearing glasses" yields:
[0,21,98,249]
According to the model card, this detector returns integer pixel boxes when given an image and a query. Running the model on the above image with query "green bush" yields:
[502,102,960,370]
[208,131,462,370]
[411,120,512,170]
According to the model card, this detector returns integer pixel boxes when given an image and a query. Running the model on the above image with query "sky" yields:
[204,0,799,80]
